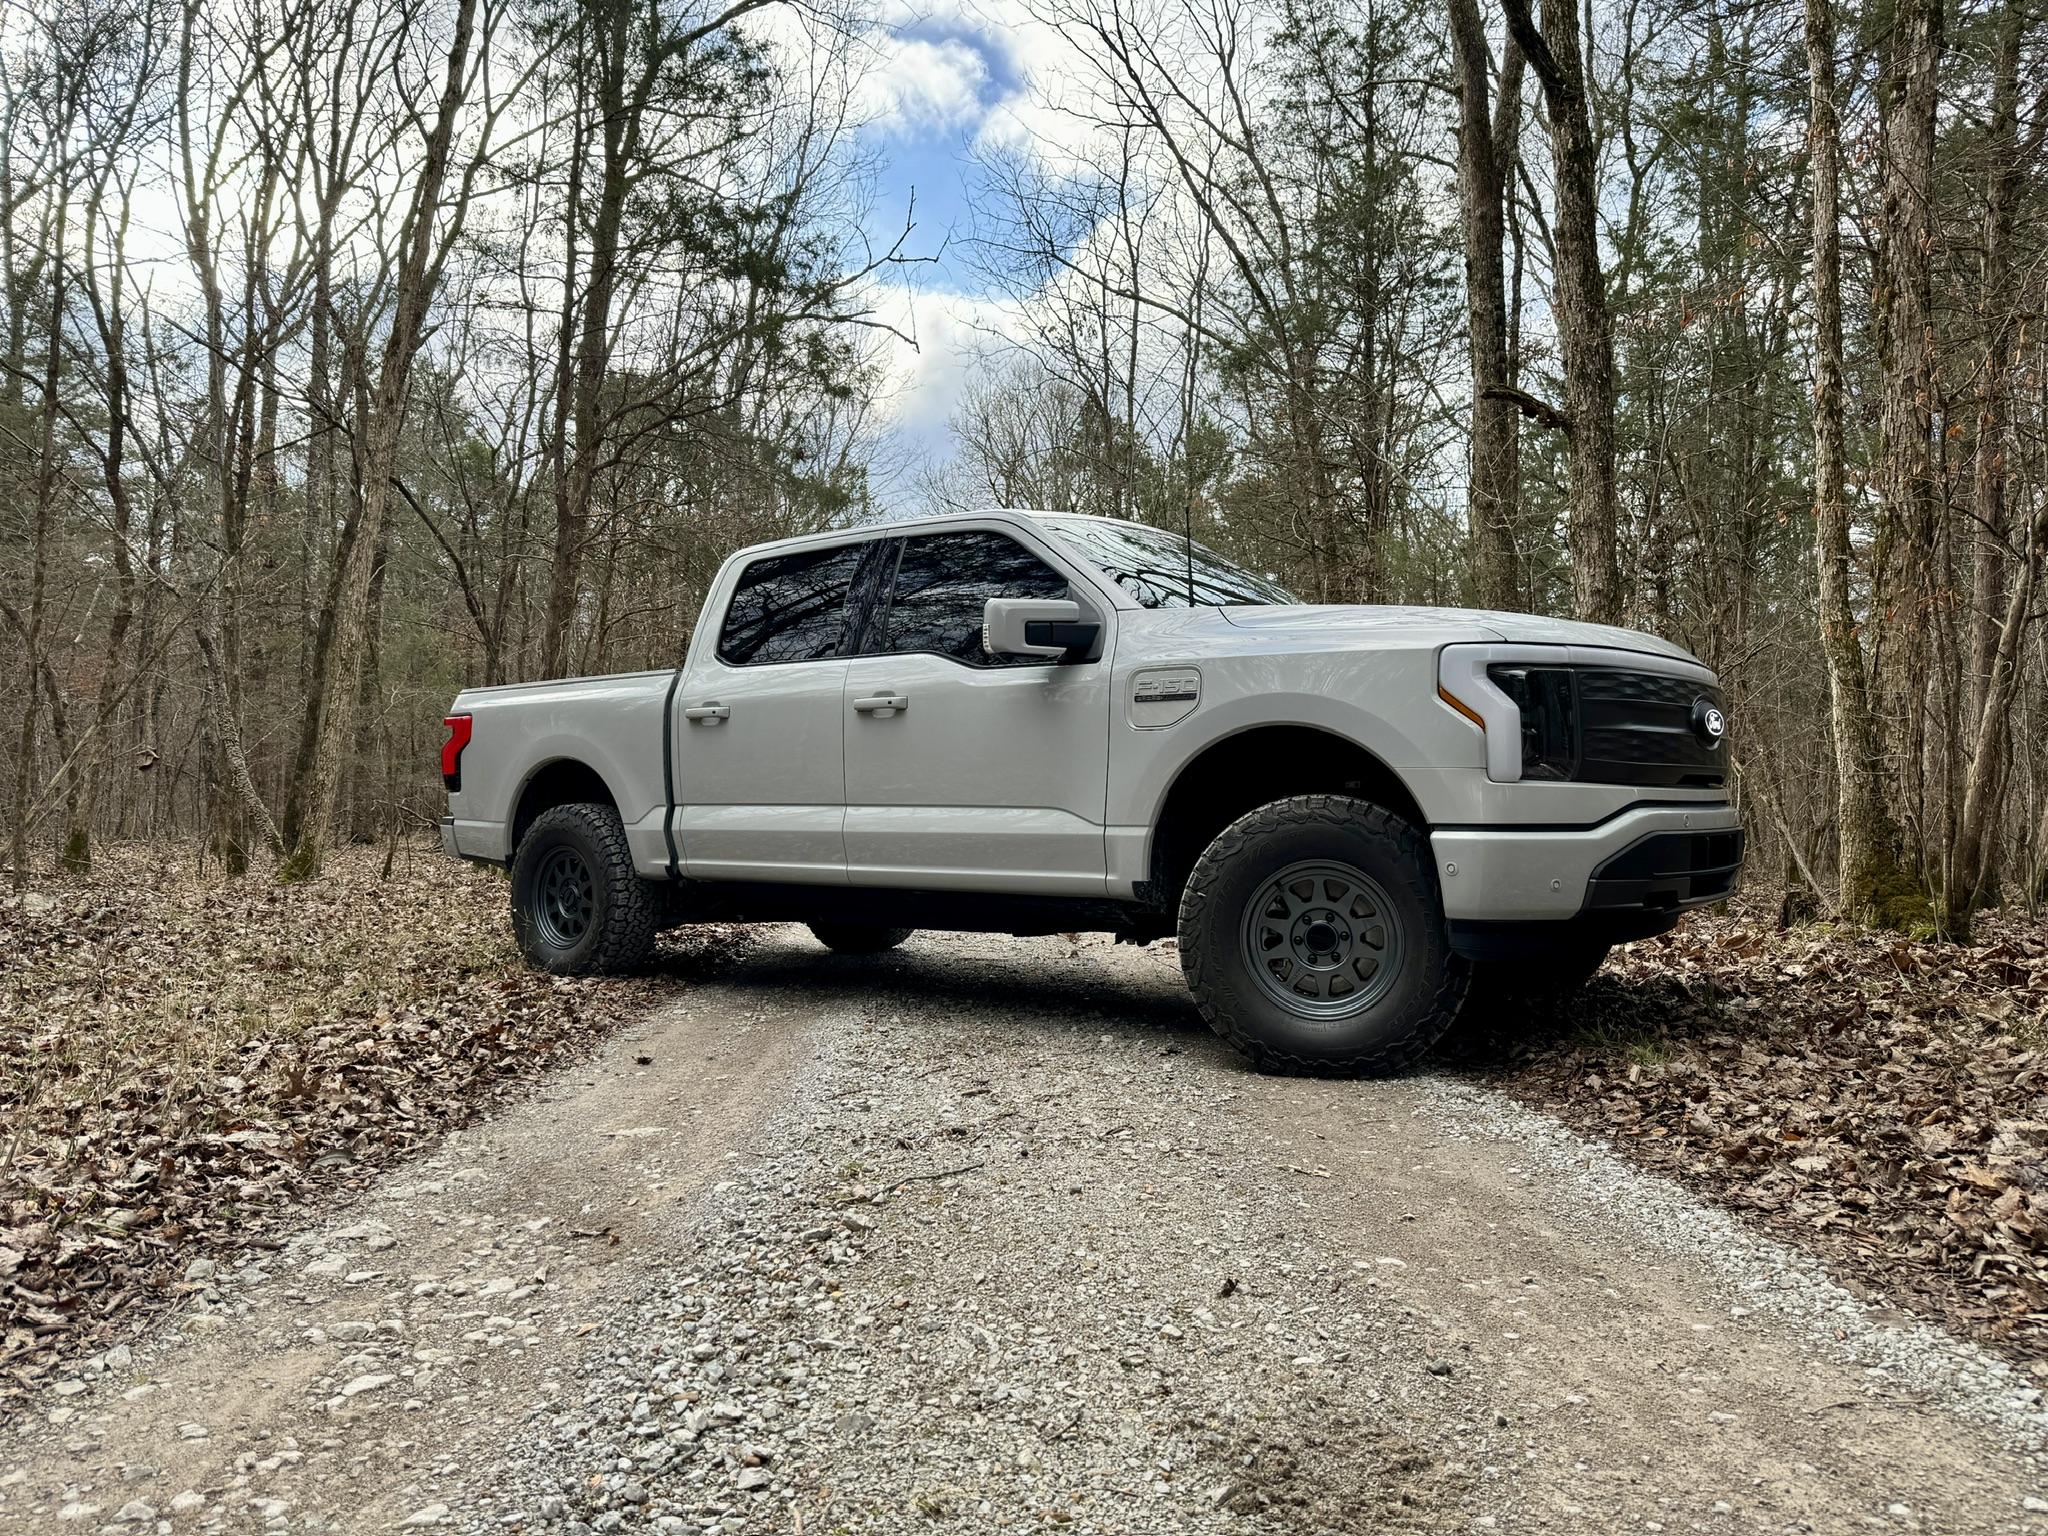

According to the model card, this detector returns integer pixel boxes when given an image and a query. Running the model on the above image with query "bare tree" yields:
[287,0,496,878]
[1867,0,1944,858]
[1499,0,1619,623]
[1803,0,1914,925]
[1448,0,1524,610]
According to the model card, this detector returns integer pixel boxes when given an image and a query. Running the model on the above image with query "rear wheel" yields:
[808,922,915,955]
[1178,794,1467,1075]
[510,802,659,975]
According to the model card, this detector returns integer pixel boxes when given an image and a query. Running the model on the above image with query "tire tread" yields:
[1178,794,1467,1076]
[513,802,659,975]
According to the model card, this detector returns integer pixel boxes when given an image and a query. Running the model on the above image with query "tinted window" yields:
[1037,516,1296,607]
[717,544,866,665]
[880,530,1070,665]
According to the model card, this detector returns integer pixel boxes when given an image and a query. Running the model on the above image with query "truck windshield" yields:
[1036,517,1297,608]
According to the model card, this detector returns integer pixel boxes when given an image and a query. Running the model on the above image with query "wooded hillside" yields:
[2,0,2045,937]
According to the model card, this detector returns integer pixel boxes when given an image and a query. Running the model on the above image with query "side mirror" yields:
[982,597,1100,662]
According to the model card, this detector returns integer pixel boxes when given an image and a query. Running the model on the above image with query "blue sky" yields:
[816,4,1133,482]
[857,20,1027,293]
[837,12,1048,474]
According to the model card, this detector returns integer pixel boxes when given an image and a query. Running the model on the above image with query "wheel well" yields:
[511,759,617,855]
[1147,726,1427,909]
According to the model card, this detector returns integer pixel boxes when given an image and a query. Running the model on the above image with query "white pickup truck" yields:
[440,509,1742,1073]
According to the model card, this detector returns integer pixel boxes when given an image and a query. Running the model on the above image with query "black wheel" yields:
[1178,795,1468,1076]
[510,802,659,975]
[1462,942,1611,1014]
[807,923,915,955]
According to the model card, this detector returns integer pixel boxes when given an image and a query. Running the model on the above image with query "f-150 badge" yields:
[1129,668,1201,728]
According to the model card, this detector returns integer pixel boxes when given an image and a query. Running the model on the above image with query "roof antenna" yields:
[1183,492,1196,607]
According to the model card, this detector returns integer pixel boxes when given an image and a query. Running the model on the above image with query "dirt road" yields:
[4,930,2040,1533]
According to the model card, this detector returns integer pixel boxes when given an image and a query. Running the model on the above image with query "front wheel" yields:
[1178,795,1467,1076]
[808,922,915,955]
[510,802,659,975]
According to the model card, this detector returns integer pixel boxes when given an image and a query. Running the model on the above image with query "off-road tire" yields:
[510,802,660,975]
[1178,795,1467,1076]
[1465,942,1611,1013]
[808,923,915,955]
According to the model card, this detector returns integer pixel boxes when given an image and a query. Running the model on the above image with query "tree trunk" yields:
[1948,0,2041,933]
[543,0,644,679]
[1500,0,1620,624]
[348,511,394,843]
[1870,0,1944,876]
[280,475,364,847]
[1449,0,1524,613]
[1948,498,2047,935]
[1957,1,2025,905]
[70,192,144,875]
[1805,0,1919,928]
[286,0,482,879]
[2036,798,2048,907]
[9,179,68,886]
[194,612,285,859]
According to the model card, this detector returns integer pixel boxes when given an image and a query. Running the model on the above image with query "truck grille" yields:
[1485,663,1728,788]
[1577,670,1727,788]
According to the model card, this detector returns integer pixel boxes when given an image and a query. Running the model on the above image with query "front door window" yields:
[865,530,1071,666]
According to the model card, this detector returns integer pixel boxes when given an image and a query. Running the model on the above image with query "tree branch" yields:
[1480,382,1572,433]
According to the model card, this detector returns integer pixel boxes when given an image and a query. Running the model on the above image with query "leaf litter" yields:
[1458,899,2048,1373]
[0,842,736,1401]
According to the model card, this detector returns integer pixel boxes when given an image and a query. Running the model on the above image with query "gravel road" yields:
[4,928,2043,1534]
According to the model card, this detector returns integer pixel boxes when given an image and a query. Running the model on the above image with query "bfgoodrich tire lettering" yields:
[1178,794,1467,1075]
[510,802,659,975]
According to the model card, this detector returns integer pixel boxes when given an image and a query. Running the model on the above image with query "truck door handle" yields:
[682,703,730,723]
[852,693,909,714]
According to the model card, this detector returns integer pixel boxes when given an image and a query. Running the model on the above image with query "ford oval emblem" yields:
[1692,697,1727,746]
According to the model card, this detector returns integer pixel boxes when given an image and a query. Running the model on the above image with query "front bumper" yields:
[1431,802,1744,924]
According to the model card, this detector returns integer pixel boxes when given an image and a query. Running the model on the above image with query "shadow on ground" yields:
[1434,969,1725,1076]
[661,927,1223,1048]
[659,926,1722,1081]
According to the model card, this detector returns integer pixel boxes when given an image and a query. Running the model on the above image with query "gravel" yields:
[447,937,2047,1533]
[458,1003,1471,1535]
[5,930,2040,1535]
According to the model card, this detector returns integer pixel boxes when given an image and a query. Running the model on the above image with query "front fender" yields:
[1112,653,1484,835]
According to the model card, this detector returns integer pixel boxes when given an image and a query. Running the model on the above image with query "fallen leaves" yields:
[0,841,735,1399]
[1472,900,2048,1368]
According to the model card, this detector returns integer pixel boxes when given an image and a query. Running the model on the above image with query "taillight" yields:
[440,714,473,792]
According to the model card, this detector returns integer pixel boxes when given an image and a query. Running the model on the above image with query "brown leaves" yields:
[0,844,730,1398]
[1482,901,2048,1368]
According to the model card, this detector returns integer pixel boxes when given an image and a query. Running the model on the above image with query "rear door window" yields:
[716,543,867,666]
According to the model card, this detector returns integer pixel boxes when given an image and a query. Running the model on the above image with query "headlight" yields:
[1487,665,1579,781]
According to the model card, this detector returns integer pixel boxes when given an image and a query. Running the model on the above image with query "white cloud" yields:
[855,35,992,135]
[855,0,1119,169]
[855,283,1037,504]
[871,283,1027,438]
[789,0,1228,476]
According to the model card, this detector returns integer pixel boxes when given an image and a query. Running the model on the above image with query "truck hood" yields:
[1217,604,1701,665]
